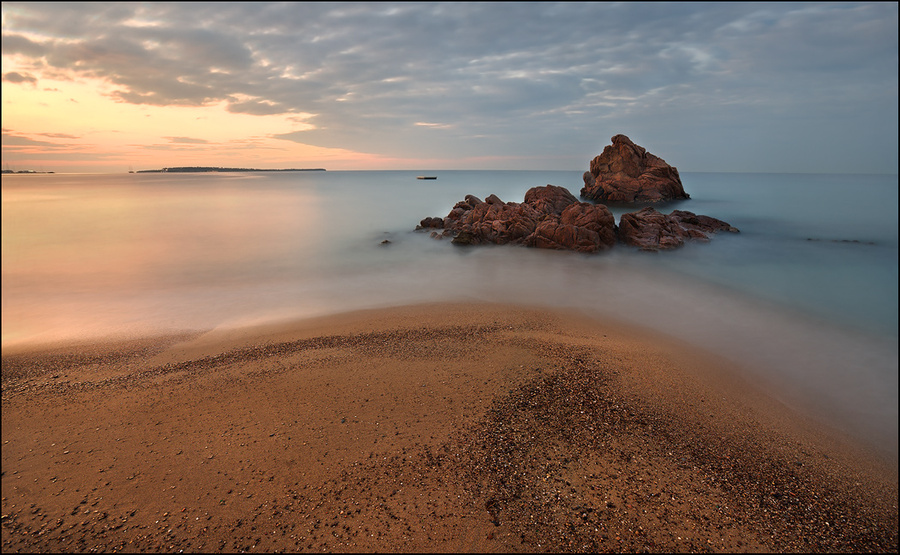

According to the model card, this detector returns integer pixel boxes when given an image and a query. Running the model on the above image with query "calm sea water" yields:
[2,170,898,455]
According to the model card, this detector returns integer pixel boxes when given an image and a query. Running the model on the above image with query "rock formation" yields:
[418,184,617,253]
[417,154,738,253]
[618,207,739,251]
[581,134,689,203]
[417,184,739,253]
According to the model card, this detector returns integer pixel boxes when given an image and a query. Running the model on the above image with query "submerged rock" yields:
[417,216,445,229]
[618,207,739,251]
[581,134,689,203]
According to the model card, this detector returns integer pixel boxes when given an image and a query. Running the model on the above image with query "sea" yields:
[2,170,898,457]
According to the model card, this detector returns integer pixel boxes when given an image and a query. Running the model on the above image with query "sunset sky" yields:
[2,2,897,174]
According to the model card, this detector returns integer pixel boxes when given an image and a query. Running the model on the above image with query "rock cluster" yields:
[581,134,689,203]
[418,185,736,252]
[416,135,739,252]
[428,185,616,254]
[618,207,739,251]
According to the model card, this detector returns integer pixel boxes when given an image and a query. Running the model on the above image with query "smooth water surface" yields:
[2,170,898,455]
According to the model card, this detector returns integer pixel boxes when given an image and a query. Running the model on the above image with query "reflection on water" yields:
[2,170,898,456]
[3,170,897,341]
[2,173,328,343]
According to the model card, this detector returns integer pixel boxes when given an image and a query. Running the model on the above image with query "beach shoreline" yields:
[2,302,896,552]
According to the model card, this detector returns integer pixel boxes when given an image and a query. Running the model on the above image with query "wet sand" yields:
[1,302,897,552]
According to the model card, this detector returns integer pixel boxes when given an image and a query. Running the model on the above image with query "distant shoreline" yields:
[134,166,325,173]
[1,170,55,174]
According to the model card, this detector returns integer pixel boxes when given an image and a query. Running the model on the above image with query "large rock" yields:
[618,207,739,251]
[418,184,617,253]
[529,202,618,252]
[581,134,689,203]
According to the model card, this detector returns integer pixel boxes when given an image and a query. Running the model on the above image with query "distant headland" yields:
[134,167,326,173]
[1,169,55,174]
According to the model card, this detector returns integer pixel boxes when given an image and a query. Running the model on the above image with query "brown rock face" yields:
[418,184,617,253]
[418,216,444,229]
[529,202,618,252]
[618,207,739,251]
[417,184,736,253]
[581,135,689,203]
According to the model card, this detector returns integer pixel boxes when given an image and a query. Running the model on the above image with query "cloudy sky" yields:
[1,2,897,173]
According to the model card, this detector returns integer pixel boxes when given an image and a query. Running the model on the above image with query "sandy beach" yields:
[2,302,896,553]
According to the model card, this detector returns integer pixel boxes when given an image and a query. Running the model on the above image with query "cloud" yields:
[2,132,59,147]
[1,2,896,172]
[3,71,37,84]
[0,32,47,57]
[164,136,209,144]
[1,130,86,153]
[271,131,314,144]
[415,122,454,130]
[141,143,212,151]
[225,98,293,116]
[37,132,80,139]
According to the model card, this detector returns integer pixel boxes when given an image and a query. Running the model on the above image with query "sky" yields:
[1,2,897,174]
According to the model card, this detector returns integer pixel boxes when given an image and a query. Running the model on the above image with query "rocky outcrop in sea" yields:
[416,135,738,252]
[418,185,737,253]
[581,134,688,203]
[422,185,616,254]
[618,207,739,251]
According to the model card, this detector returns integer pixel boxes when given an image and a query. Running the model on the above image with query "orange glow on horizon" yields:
[0,61,401,173]
[2,62,582,173]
